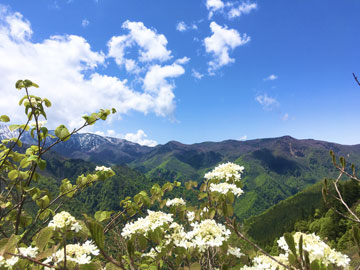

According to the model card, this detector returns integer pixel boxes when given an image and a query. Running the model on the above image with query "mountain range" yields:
[1,124,360,219]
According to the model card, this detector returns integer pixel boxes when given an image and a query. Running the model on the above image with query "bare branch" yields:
[354,73,360,86]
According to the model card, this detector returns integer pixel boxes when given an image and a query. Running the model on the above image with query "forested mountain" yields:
[2,124,360,219]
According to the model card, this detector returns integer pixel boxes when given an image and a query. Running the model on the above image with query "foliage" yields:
[0,80,353,269]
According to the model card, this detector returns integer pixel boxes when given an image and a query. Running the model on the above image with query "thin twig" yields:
[6,252,62,269]
[226,218,293,270]
[333,171,360,222]
[353,73,360,86]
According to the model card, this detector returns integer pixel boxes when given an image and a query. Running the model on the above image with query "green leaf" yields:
[8,170,18,181]
[138,234,148,250]
[284,233,297,256]
[15,80,24,90]
[310,260,320,270]
[23,79,39,88]
[36,195,50,209]
[38,159,47,170]
[0,115,10,122]
[35,227,53,251]
[111,108,117,114]
[86,218,105,250]
[1,234,20,258]
[43,98,52,107]
[54,124,70,141]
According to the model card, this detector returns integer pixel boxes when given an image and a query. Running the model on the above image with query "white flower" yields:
[187,219,231,252]
[165,222,192,249]
[209,183,243,197]
[0,255,19,268]
[30,97,38,107]
[48,211,80,232]
[166,198,186,207]
[48,241,99,266]
[204,162,244,182]
[186,211,195,222]
[141,248,158,259]
[95,166,112,172]
[277,232,350,269]
[71,222,82,233]
[227,246,243,258]
[121,210,173,238]
[18,246,38,258]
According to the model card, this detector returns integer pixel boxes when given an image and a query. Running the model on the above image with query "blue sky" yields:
[0,0,359,146]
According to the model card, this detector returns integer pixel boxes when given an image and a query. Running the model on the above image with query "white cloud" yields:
[143,60,187,116]
[264,74,278,81]
[255,94,279,110]
[107,20,174,76]
[206,0,257,20]
[0,7,186,130]
[4,11,32,41]
[282,113,289,121]
[228,3,257,19]
[81,19,89,28]
[206,0,225,19]
[176,21,187,32]
[192,69,204,79]
[124,130,158,147]
[204,22,250,74]
[176,21,198,32]
[239,135,247,141]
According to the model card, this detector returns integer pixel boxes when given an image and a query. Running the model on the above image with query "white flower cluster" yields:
[187,219,231,252]
[121,210,173,238]
[164,219,231,253]
[0,246,38,269]
[48,211,82,232]
[209,183,244,197]
[18,246,38,258]
[95,166,112,172]
[44,241,99,266]
[165,222,192,249]
[0,255,19,269]
[240,255,288,270]
[204,162,244,182]
[277,232,350,269]
[166,198,186,207]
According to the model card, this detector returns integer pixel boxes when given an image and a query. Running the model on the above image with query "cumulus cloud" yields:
[206,0,257,19]
[0,7,186,130]
[124,130,158,147]
[108,20,172,69]
[264,74,278,81]
[206,0,225,19]
[204,22,250,74]
[81,19,89,27]
[255,94,279,110]
[228,2,257,19]
[143,59,188,116]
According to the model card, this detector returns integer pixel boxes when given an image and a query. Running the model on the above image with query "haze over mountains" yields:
[1,124,360,219]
